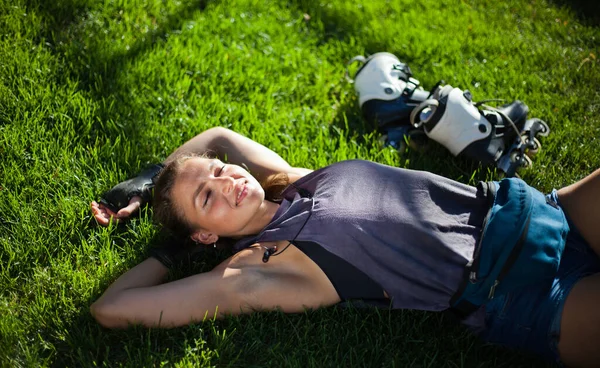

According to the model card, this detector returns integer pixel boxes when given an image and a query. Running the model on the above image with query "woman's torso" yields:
[224,160,489,325]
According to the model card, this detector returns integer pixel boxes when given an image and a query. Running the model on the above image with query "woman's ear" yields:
[191,231,219,245]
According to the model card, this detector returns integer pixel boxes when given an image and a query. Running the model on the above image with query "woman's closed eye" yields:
[217,164,225,177]
[203,165,226,207]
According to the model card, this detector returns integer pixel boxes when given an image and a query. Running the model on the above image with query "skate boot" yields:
[409,85,549,176]
[347,52,430,149]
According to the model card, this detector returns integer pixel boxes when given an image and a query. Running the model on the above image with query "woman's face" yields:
[171,157,266,243]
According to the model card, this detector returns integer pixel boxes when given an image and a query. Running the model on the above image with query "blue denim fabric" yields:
[480,190,600,363]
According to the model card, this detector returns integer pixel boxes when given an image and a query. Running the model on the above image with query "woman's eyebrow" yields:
[193,160,217,208]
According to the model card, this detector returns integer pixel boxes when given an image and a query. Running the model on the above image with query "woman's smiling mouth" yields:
[236,182,247,206]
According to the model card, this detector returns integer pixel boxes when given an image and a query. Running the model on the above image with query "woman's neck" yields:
[239,199,280,237]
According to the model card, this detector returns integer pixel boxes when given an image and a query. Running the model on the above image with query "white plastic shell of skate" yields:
[351,52,417,107]
[411,85,492,156]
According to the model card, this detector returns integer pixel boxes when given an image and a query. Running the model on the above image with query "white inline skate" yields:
[410,85,549,176]
[347,52,430,150]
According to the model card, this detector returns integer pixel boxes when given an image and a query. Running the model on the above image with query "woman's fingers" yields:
[91,201,120,226]
[91,196,143,227]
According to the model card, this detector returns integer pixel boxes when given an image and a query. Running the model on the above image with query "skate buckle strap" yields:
[345,55,367,83]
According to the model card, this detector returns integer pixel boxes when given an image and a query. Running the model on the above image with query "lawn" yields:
[1,0,599,366]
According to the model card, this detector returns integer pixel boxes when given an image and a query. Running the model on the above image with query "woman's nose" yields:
[214,175,235,195]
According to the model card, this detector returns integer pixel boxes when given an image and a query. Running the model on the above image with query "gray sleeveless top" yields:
[234,160,489,330]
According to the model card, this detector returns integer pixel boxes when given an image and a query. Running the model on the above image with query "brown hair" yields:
[153,153,290,240]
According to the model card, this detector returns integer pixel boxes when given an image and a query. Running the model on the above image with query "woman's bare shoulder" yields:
[212,240,341,311]
[288,167,313,183]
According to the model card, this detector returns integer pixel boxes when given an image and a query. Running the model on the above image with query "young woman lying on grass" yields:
[90,127,600,367]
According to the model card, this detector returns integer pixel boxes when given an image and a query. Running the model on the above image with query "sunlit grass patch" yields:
[1,0,598,366]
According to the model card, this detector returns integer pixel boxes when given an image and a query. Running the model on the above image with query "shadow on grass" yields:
[25,0,89,37]
[213,306,555,368]
[28,0,214,169]
[548,0,600,26]
[288,0,423,61]
[49,301,555,367]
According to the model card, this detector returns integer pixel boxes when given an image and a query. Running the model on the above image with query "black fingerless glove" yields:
[99,163,164,213]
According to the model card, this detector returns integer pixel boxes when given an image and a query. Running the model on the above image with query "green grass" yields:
[1,0,599,366]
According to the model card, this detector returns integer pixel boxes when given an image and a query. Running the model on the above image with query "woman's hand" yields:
[91,163,164,226]
[91,196,143,226]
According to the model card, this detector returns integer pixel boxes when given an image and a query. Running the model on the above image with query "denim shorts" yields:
[480,190,600,363]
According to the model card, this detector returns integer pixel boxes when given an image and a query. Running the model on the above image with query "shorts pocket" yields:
[482,292,534,349]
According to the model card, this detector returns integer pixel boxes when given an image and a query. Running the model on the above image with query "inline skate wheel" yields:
[510,151,533,168]
[524,137,542,158]
[406,129,429,151]
[532,118,550,137]
[379,134,408,153]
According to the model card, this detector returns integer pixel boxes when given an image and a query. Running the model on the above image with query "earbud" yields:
[262,246,278,263]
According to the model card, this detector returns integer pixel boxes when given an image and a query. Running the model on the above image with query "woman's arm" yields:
[90,258,246,328]
[92,258,169,308]
[90,244,340,328]
[92,127,311,225]
[165,127,312,181]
